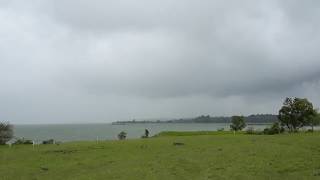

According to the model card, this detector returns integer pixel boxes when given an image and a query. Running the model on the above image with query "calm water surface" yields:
[13,123,271,142]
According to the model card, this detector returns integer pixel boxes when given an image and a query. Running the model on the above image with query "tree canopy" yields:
[0,122,13,145]
[309,110,320,131]
[230,116,246,131]
[278,97,316,132]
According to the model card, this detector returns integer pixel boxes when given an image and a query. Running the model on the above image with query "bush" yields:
[13,138,33,145]
[118,131,127,140]
[246,127,255,134]
[263,128,271,134]
[0,122,13,145]
[263,122,285,135]
[217,128,224,132]
[306,129,314,133]
[42,139,55,144]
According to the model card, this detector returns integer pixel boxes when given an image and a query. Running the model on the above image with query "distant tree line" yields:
[189,114,278,123]
[112,114,278,124]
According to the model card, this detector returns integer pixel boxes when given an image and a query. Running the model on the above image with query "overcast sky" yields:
[1,0,320,124]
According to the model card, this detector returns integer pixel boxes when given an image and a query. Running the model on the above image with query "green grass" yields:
[1,132,320,180]
[155,130,240,136]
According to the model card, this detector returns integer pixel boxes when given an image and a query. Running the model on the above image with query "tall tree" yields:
[278,97,316,132]
[0,122,13,145]
[230,116,246,132]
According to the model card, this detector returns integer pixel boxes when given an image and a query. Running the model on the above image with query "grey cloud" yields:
[1,0,320,123]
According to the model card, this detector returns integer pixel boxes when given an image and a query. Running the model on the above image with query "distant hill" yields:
[112,114,278,124]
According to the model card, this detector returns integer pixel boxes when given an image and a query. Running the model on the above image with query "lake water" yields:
[13,123,271,142]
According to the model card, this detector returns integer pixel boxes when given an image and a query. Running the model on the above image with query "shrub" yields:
[246,127,255,134]
[263,122,285,135]
[263,128,271,134]
[42,139,55,144]
[118,131,127,140]
[13,138,33,145]
[0,122,13,145]
[306,129,314,133]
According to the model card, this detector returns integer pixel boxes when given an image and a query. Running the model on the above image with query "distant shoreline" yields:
[112,114,278,125]
[111,122,273,125]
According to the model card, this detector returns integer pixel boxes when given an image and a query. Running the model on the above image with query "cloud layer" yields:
[1,0,320,124]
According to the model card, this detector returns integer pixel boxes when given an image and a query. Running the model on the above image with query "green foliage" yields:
[246,127,255,134]
[0,122,13,145]
[13,138,33,145]
[309,110,320,131]
[118,131,127,140]
[262,128,273,135]
[230,116,246,131]
[278,97,316,132]
[42,139,55,144]
[263,122,285,135]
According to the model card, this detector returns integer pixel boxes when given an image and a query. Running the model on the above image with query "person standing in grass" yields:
[145,129,149,138]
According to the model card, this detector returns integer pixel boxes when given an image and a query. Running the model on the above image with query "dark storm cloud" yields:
[1,0,320,123]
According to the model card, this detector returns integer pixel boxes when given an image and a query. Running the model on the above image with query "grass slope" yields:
[1,132,320,180]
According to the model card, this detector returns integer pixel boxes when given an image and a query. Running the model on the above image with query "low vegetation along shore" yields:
[1,131,320,180]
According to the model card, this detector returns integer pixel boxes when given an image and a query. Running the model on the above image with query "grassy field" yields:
[1,132,320,180]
